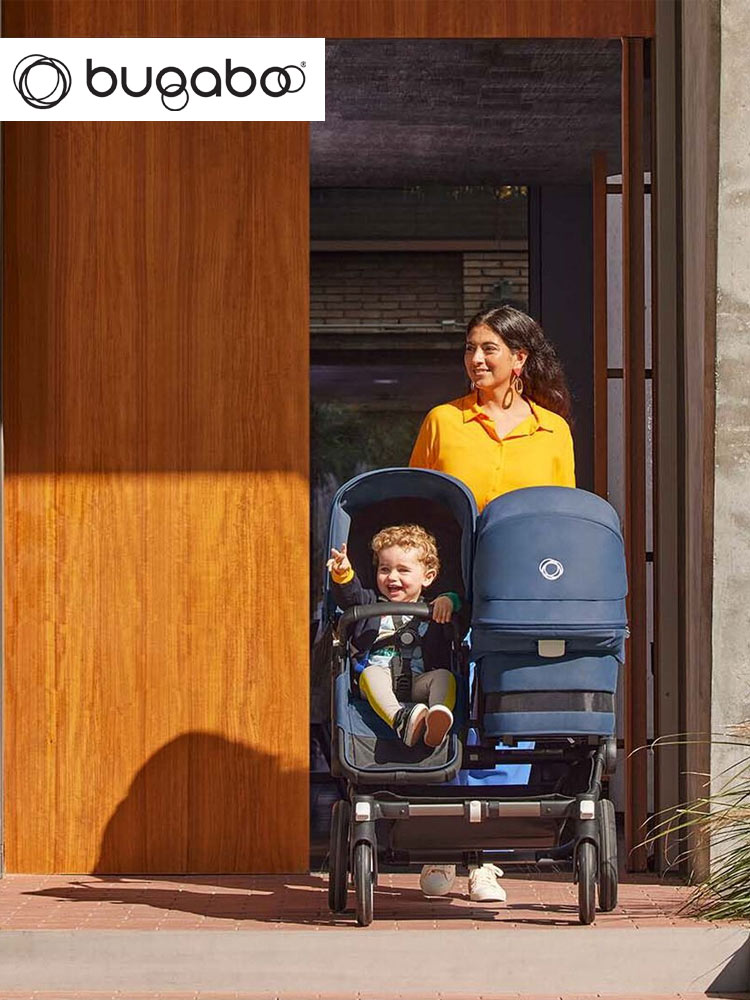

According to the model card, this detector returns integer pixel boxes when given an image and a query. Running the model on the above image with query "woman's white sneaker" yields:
[419,863,456,896]
[468,863,507,903]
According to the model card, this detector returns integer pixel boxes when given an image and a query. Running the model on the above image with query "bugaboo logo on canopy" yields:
[539,558,564,581]
[86,58,306,111]
[14,54,72,109]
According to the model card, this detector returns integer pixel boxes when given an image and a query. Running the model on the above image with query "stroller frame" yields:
[328,603,619,927]
[323,469,622,926]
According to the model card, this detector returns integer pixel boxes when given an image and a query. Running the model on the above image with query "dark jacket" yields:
[331,572,465,672]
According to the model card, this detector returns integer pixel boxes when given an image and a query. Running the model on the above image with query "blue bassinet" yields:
[471,487,628,739]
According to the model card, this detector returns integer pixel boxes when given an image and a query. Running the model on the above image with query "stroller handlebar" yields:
[336,601,432,642]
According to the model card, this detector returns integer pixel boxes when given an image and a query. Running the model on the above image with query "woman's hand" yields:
[430,595,454,624]
[327,543,352,576]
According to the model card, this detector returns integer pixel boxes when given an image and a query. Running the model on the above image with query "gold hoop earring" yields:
[513,373,524,396]
[501,386,514,409]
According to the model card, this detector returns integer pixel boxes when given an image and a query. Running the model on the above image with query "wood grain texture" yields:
[2,0,655,38]
[621,38,648,872]
[3,122,309,872]
[651,0,682,873]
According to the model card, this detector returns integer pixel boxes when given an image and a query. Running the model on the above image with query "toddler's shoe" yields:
[419,864,456,896]
[468,863,507,903]
[393,703,428,747]
[424,704,454,747]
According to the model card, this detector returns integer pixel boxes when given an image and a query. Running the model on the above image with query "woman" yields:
[409,305,576,903]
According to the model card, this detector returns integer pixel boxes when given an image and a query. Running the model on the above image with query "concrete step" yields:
[0,927,748,996]
[0,994,748,1000]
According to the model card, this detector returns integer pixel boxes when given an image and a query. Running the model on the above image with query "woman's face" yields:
[464,324,527,392]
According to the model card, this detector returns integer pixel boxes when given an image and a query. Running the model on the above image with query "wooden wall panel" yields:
[621,38,648,871]
[3,0,655,39]
[4,122,309,872]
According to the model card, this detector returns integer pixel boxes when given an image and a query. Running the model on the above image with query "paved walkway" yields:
[0,993,746,1000]
[0,873,747,998]
[0,871,698,930]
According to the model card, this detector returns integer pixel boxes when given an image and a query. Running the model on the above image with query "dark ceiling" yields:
[311,39,629,187]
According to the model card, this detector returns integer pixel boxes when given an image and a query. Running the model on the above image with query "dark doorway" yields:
[309,38,651,871]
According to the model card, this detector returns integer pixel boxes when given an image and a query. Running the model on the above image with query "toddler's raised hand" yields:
[430,594,454,624]
[327,543,351,576]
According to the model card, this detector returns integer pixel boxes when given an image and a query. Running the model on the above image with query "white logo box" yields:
[1,37,325,121]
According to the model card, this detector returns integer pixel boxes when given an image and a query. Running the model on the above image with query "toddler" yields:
[328,524,459,748]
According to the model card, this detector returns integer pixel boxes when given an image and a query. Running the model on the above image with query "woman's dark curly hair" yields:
[467,306,571,420]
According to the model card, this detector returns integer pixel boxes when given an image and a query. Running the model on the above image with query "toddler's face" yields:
[375,545,435,603]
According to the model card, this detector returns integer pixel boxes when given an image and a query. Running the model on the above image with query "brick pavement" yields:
[0,871,700,931]
[1,874,747,999]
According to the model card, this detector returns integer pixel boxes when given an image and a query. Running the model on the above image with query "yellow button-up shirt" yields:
[409,393,576,511]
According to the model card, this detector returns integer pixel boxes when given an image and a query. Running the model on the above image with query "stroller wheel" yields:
[597,798,618,912]
[354,841,374,926]
[577,840,596,925]
[328,799,350,913]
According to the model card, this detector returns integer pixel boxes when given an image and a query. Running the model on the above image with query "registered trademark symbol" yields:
[301,61,306,67]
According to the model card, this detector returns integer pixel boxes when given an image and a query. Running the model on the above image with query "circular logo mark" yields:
[14,54,71,109]
[157,68,189,112]
[539,558,564,581]
[261,64,306,97]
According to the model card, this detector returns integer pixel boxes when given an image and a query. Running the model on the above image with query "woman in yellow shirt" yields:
[410,305,575,903]
[410,305,575,512]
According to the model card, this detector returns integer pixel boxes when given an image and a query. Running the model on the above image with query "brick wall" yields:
[463,251,529,320]
[311,249,529,330]
[311,252,463,327]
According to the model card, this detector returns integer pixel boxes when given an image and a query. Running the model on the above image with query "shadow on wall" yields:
[95,732,308,874]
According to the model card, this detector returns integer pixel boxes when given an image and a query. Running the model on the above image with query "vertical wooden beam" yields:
[592,152,609,499]
[622,36,649,871]
[652,0,682,873]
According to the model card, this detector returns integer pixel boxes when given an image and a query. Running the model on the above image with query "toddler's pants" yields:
[359,665,456,727]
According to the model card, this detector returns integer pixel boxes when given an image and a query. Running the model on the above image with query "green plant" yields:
[645,724,750,920]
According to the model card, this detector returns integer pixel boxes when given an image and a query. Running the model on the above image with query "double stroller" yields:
[323,468,627,925]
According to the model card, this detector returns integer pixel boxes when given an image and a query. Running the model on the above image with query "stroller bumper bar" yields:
[337,601,433,642]
[358,795,591,822]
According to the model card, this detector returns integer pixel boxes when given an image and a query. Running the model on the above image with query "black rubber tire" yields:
[577,840,597,925]
[327,799,350,913]
[354,841,374,926]
[597,798,618,912]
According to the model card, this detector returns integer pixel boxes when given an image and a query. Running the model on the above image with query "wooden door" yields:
[3,0,654,873]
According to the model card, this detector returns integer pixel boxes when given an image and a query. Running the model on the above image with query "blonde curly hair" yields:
[370,524,440,576]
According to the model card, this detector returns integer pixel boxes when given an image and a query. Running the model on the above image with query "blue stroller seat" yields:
[324,468,476,785]
[333,670,469,782]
